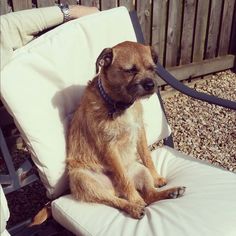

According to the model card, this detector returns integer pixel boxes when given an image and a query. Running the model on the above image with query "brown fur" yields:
[67,41,185,219]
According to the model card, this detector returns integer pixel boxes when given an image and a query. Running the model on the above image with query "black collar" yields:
[96,77,134,118]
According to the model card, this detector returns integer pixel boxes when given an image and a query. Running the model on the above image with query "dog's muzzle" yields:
[142,78,155,91]
[127,77,157,98]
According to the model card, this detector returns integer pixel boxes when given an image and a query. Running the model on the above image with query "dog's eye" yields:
[148,65,156,71]
[123,65,138,74]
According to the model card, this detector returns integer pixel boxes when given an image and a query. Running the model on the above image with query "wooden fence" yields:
[0,0,236,83]
[0,0,235,168]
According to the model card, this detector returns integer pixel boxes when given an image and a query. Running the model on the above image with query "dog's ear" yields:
[96,48,113,73]
[150,47,158,65]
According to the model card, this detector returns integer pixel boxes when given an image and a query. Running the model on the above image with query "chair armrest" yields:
[155,62,236,110]
[129,11,145,44]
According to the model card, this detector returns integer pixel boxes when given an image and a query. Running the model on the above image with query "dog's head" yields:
[96,41,159,103]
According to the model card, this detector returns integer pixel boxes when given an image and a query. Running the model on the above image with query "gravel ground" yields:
[161,70,236,172]
[3,70,236,229]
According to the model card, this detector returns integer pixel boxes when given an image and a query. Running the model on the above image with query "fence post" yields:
[0,0,9,15]
[229,5,236,72]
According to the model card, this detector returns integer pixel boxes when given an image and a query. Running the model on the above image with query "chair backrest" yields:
[1,7,171,199]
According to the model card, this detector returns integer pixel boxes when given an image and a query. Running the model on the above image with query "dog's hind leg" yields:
[69,169,145,219]
[141,186,186,205]
[137,126,167,187]
[98,196,146,219]
[130,163,185,205]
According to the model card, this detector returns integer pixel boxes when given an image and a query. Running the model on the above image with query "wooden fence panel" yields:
[100,0,117,10]
[60,0,78,4]
[119,0,135,11]
[165,0,183,67]
[205,0,223,59]
[136,0,152,45]
[80,0,100,8]
[0,0,9,15]
[229,2,236,54]
[12,0,32,11]
[218,0,235,56]
[37,0,56,7]
[162,54,235,85]
[180,0,197,65]
[192,0,210,62]
[152,0,167,65]
[1,0,235,80]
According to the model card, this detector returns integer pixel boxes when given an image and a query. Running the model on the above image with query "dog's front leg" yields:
[137,125,167,187]
[104,146,146,206]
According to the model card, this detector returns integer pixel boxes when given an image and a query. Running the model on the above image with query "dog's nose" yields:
[142,78,155,91]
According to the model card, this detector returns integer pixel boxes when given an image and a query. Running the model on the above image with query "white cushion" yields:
[1,7,170,198]
[1,230,11,236]
[51,147,236,236]
[0,185,10,235]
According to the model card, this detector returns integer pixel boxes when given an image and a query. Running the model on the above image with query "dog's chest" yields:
[105,107,141,166]
[123,110,140,139]
[111,109,140,142]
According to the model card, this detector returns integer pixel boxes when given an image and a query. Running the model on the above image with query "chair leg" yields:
[0,128,38,194]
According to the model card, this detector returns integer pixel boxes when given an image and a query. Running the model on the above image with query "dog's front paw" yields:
[154,177,167,188]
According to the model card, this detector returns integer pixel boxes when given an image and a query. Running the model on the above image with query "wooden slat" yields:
[59,0,78,4]
[36,0,56,7]
[205,0,223,59]
[180,0,197,65]
[218,0,235,56]
[229,2,236,71]
[119,0,135,11]
[165,0,183,67]
[192,0,210,62]
[12,0,32,11]
[136,0,152,45]
[100,0,117,10]
[229,2,236,55]
[158,55,235,85]
[0,0,9,15]
[152,0,167,65]
[80,0,100,8]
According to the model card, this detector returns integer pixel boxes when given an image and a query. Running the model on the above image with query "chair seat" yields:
[51,146,236,236]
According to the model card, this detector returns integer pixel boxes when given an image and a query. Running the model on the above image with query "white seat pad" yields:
[51,146,236,236]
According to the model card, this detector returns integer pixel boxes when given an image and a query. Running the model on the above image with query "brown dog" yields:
[67,41,185,219]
